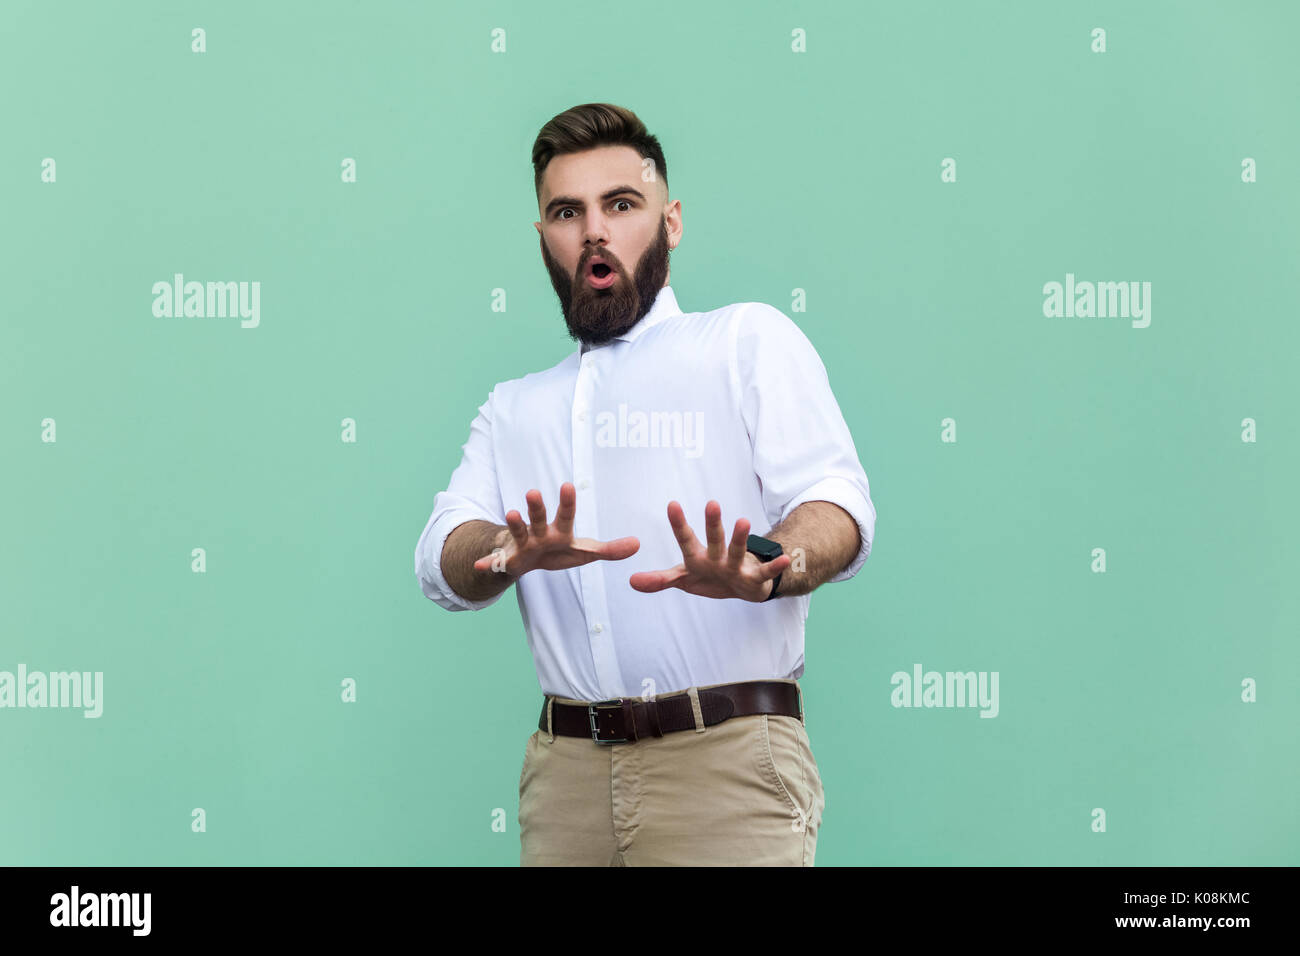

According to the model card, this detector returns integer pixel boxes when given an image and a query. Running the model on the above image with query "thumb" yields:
[597,535,640,560]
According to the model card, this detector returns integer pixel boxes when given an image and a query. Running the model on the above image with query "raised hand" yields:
[628,500,791,602]
[473,482,640,579]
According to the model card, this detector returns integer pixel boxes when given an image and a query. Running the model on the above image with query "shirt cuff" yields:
[415,505,508,612]
[778,476,876,584]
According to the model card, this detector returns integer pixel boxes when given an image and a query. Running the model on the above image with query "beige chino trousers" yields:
[518,678,825,866]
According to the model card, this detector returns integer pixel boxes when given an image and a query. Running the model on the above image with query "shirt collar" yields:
[580,285,682,354]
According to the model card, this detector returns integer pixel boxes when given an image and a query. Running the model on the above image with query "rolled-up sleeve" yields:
[731,303,876,584]
[414,388,509,611]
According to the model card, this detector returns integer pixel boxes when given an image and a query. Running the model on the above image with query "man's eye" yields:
[558,201,630,220]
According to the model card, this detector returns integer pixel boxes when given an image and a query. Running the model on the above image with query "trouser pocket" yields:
[756,714,824,834]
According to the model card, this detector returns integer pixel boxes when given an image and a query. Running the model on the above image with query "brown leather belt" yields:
[539,680,803,744]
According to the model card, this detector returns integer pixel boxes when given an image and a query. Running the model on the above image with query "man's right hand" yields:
[473,482,640,578]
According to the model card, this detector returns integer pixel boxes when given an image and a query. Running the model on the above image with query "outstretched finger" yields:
[526,489,549,538]
[704,500,725,561]
[727,517,751,567]
[666,500,699,561]
[505,509,529,548]
[554,482,576,539]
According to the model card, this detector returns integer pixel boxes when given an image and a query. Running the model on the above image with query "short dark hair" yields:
[532,103,668,201]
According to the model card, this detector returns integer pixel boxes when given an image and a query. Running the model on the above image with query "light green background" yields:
[2,0,1296,865]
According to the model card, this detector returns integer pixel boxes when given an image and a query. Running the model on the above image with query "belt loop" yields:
[796,682,805,725]
[686,686,706,733]
[646,697,663,737]
[546,697,555,743]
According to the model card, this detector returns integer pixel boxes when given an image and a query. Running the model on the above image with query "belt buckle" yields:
[587,698,629,744]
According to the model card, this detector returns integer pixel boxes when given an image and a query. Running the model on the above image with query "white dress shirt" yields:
[415,285,876,702]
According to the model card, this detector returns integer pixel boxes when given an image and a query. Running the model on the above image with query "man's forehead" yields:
[540,146,661,203]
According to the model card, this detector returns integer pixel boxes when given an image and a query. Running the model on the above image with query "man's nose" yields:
[583,213,610,246]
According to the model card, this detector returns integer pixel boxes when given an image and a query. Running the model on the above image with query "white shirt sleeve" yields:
[731,303,876,584]
[414,388,510,611]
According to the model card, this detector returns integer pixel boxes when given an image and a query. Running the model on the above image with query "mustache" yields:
[578,252,623,276]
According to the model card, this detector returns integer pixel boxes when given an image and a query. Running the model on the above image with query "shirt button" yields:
[593,623,603,634]
[577,410,587,422]
[578,479,590,490]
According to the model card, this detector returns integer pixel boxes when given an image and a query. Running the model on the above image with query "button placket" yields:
[573,352,622,697]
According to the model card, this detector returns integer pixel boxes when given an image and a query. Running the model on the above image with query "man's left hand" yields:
[628,500,791,601]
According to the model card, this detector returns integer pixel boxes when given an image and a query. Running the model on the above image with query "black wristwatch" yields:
[746,534,783,602]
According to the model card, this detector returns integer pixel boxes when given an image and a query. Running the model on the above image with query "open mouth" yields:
[585,258,617,289]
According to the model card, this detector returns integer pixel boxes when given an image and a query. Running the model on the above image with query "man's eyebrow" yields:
[544,186,646,218]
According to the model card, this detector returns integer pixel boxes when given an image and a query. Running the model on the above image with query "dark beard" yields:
[541,219,672,348]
